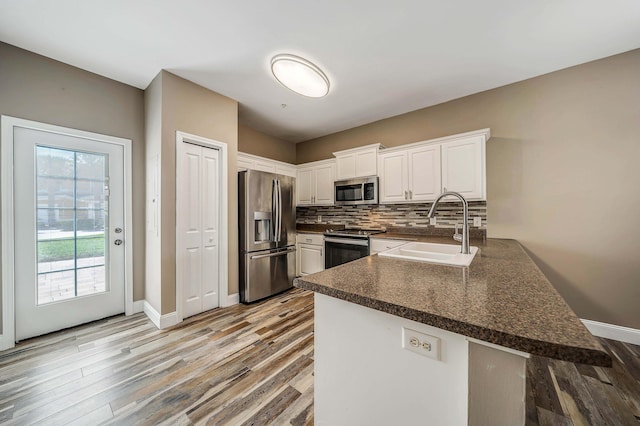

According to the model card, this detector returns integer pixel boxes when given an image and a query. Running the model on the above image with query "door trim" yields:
[175,131,229,325]
[1,116,134,351]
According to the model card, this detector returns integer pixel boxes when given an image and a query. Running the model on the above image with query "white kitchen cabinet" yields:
[275,163,297,177]
[296,160,335,205]
[237,155,254,171]
[441,135,485,200]
[378,151,407,203]
[378,129,488,204]
[333,143,383,180]
[296,233,324,276]
[370,238,409,254]
[237,152,296,177]
[379,144,440,203]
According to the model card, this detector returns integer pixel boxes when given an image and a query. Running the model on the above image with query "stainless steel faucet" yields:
[427,191,470,254]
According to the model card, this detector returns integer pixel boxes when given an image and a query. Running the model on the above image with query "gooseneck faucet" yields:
[427,191,470,254]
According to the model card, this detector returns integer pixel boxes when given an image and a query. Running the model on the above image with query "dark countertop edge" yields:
[294,278,612,368]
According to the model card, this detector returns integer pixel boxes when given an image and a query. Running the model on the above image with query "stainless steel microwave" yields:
[334,176,379,205]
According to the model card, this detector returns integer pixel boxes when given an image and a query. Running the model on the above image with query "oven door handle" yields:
[324,237,369,247]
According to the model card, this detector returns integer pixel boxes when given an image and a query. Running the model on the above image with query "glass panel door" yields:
[35,147,109,304]
[13,125,125,341]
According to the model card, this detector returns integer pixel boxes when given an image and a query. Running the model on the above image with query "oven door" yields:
[324,237,370,269]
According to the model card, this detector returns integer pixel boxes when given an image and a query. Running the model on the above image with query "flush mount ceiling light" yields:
[270,54,330,98]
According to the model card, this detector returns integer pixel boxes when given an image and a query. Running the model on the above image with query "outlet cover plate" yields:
[402,327,441,361]
[429,217,437,226]
[473,217,482,227]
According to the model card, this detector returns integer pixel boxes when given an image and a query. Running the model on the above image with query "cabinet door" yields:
[335,154,356,180]
[355,149,377,177]
[299,243,324,275]
[408,145,441,201]
[297,168,314,205]
[379,151,408,203]
[314,164,335,205]
[441,136,485,200]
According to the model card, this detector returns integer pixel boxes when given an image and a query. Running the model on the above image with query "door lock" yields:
[115,227,122,233]
[114,239,123,246]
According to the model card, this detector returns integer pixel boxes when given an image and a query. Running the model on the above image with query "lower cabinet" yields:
[296,233,324,276]
[370,238,409,255]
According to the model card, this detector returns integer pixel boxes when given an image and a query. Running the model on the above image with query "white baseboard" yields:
[132,300,145,314]
[0,334,13,352]
[144,301,179,330]
[223,293,240,307]
[581,319,640,346]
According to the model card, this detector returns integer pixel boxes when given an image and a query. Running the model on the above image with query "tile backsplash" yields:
[296,201,487,230]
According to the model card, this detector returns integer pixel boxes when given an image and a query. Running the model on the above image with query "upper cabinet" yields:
[237,152,296,177]
[378,129,488,203]
[379,144,441,203]
[441,135,485,200]
[297,159,335,206]
[333,143,383,180]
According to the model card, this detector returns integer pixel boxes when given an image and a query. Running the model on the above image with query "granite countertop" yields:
[294,236,611,367]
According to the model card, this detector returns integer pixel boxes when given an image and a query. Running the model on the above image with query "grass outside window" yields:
[38,235,105,262]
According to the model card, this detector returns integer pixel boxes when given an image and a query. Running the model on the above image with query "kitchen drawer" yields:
[297,233,324,246]
[370,238,409,254]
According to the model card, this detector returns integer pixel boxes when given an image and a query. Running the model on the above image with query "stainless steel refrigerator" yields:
[239,170,296,303]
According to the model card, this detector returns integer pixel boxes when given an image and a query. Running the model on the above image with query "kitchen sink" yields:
[378,242,478,266]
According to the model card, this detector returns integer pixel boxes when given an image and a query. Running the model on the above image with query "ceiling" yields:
[1,1,639,143]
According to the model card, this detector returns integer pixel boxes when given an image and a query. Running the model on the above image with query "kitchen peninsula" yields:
[294,236,610,425]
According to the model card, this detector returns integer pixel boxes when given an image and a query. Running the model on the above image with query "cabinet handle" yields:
[404,190,408,200]
[306,238,312,242]
[409,190,413,199]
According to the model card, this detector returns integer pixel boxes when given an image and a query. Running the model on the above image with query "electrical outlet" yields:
[429,217,437,226]
[317,215,322,223]
[473,217,482,227]
[402,327,440,360]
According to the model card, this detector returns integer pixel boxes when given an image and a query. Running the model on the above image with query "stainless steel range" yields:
[324,228,385,269]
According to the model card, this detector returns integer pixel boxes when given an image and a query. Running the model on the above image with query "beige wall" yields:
[146,71,238,315]
[238,125,296,164]
[297,49,640,329]
[0,42,146,333]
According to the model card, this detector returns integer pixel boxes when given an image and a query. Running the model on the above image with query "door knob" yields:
[114,239,123,246]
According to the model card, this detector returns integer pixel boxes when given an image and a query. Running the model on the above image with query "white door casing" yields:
[175,131,229,324]
[180,142,220,318]
[1,116,133,350]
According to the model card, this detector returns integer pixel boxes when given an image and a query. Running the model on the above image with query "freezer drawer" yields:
[241,246,296,303]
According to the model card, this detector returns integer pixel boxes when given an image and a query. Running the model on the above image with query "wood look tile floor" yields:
[0,288,638,425]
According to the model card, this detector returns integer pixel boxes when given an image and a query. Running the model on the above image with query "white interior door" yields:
[13,127,125,341]
[180,142,219,319]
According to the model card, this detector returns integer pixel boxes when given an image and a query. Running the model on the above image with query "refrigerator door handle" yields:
[249,247,295,260]
[277,179,282,243]
[271,179,277,242]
